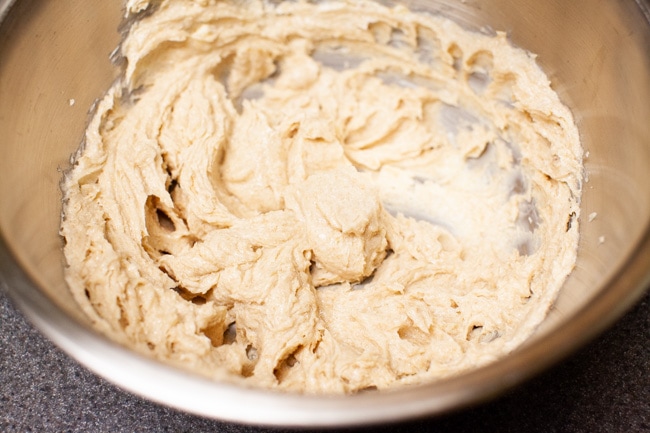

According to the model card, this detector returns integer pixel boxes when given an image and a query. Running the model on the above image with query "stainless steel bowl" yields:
[1,0,649,427]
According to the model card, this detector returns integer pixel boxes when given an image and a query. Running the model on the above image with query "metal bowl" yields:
[1,0,648,427]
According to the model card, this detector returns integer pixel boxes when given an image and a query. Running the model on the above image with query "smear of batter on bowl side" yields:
[60,0,583,393]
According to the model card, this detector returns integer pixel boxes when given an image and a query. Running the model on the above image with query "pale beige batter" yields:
[61,0,583,393]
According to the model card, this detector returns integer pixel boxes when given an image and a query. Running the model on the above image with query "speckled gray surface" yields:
[1,284,648,433]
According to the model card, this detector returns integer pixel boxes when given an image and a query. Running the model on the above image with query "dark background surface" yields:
[1,284,648,433]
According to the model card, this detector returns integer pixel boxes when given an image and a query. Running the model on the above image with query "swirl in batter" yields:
[61,0,582,393]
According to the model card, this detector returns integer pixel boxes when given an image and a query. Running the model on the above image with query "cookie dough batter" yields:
[61,0,583,393]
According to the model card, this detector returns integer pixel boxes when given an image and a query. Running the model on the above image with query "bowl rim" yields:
[1,0,649,426]
[0,0,16,23]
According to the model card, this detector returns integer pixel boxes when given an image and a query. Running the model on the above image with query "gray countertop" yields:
[1,285,648,433]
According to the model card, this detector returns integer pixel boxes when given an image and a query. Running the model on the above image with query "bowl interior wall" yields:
[0,0,648,401]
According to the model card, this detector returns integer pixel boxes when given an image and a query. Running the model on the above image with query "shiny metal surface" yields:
[0,0,648,426]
